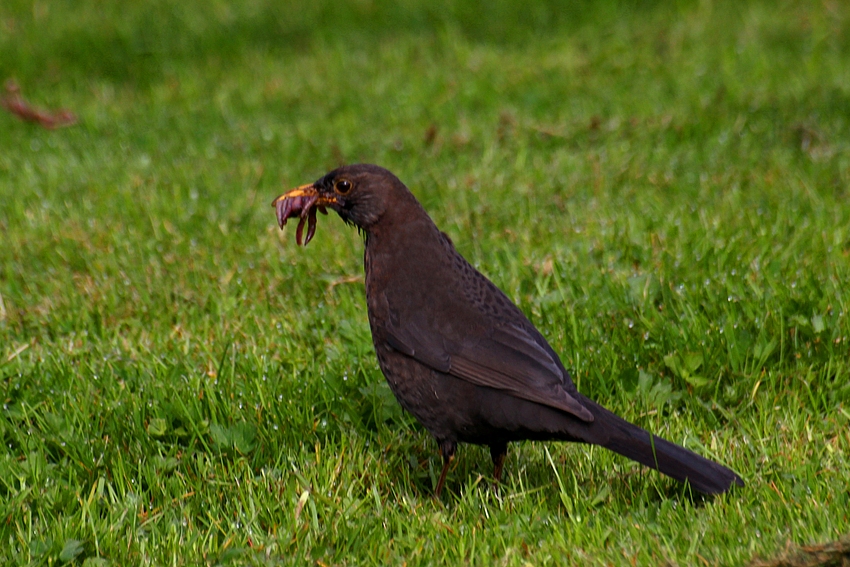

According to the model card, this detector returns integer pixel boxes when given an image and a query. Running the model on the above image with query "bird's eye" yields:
[334,180,352,194]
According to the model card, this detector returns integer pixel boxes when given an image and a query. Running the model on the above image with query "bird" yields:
[272,163,744,497]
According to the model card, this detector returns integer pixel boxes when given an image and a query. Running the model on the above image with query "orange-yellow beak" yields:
[271,184,338,208]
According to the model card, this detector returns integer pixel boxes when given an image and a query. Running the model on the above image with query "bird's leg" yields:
[434,440,456,498]
[434,456,452,498]
[490,442,508,486]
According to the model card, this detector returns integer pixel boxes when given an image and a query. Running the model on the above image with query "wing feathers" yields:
[384,315,593,422]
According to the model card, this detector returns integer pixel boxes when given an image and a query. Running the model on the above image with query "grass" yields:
[1,0,849,564]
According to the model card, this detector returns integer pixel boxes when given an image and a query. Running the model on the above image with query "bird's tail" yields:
[578,395,744,495]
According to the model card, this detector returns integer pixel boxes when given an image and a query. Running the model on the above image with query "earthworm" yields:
[274,193,328,246]
[2,80,76,129]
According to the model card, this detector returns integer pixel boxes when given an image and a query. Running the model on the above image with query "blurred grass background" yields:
[1,0,849,565]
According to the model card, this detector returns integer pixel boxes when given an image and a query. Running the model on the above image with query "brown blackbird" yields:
[273,164,744,496]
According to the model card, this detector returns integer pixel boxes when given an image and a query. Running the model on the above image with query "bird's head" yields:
[272,164,409,245]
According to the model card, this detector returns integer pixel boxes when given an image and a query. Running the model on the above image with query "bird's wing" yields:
[383,314,593,422]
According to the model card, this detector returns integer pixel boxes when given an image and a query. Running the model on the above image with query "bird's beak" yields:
[271,184,338,208]
[271,183,338,229]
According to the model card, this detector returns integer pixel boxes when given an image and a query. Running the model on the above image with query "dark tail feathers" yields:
[580,395,744,495]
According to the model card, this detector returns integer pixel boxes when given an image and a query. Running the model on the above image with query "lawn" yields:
[1,0,849,565]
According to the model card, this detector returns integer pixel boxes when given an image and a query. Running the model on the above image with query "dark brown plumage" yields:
[273,164,744,496]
